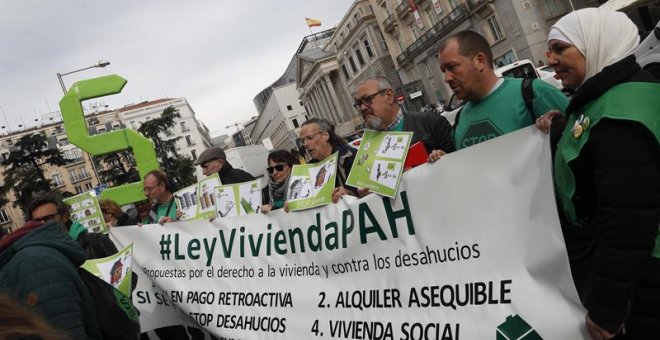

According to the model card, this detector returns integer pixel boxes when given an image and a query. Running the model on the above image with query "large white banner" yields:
[112,127,588,339]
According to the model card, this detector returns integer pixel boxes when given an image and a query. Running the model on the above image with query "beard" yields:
[364,115,383,130]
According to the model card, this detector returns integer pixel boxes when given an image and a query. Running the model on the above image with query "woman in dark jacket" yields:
[261,150,300,212]
[537,8,660,339]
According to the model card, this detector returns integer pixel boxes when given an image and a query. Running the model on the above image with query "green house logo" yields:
[496,315,542,339]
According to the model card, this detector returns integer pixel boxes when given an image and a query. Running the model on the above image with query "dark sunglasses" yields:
[266,164,287,174]
[353,89,387,109]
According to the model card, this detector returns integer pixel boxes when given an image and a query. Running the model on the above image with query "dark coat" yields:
[0,221,103,339]
[218,161,255,185]
[557,55,660,333]
[403,110,455,153]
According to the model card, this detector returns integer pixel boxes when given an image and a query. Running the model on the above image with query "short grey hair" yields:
[353,76,393,95]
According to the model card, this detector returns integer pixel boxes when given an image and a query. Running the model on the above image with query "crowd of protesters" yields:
[0,7,657,340]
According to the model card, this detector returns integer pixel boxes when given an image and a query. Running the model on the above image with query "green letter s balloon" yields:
[58,75,159,205]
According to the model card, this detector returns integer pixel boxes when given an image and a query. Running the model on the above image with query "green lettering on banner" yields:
[358,202,387,244]
[59,75,159,205]
[383,191,416,237]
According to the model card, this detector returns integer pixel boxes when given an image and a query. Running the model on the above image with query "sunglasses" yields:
[353,89,387,109]
[266,164,288,174]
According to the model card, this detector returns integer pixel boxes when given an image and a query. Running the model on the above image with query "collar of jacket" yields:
[218,160,235,178]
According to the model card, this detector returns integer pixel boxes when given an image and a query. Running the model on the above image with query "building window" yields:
[80,167,90,179]
[486,15,504,41]
[286,105,293,111]
[59,138,69,146]
[69,169,78,182]
[185,135,194,146]
[342,64,351,79]
[191,149,197,159]
[145,116,151,121]
[348,56,358,72]
[292,118,299,128]
[355,48,365,66]
[75,185,84,194]
[180,121,190,132]
[0,209,10,224]
[494,50,517,68]
[364,39,374,58]
[52,173,64,187]
[544,0,562,17]
[448,0,459,9]
[84,182,93,190]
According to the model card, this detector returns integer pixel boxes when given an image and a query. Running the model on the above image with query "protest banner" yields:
[347,130,412,197]
[111,127,588,339]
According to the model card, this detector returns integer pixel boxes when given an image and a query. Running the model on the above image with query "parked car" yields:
[344,129,364,149]
[536,65,564,89]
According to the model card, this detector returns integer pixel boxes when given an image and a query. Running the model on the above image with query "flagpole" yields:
[306,19,319,48]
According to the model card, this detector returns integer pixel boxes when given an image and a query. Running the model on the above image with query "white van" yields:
[494,59,564,90]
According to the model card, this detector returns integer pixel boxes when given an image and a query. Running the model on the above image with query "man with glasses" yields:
[194,146,255,184]
[353,76,454,162]
[142,170,178,224]
[0,192,104,339]
[299,118,357,202]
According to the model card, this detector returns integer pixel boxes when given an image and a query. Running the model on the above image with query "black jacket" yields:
[558,55,660,332]
[218,161,255,185]
[402,110,455,153]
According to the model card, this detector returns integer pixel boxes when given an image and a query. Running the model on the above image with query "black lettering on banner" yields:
[318,292,326,308]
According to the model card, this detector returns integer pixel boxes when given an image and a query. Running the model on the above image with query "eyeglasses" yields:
[266,164,288,174]
[34,213,58,223]
[353,89,387,109]
[297,131,324,144]
[143,183,161,192]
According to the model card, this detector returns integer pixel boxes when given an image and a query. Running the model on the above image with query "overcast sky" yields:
[0,0,354,137]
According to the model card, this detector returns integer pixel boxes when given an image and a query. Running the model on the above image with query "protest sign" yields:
[64,191,107,233]
[81,244,134,296]
[215,179,262,217]
[111,128,588,339]
[287,153,338,211]
[347,130,412,197]
[197,174,220,220]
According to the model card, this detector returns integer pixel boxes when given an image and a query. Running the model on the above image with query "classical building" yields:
[297,0,401,137]
[369,0,597,110]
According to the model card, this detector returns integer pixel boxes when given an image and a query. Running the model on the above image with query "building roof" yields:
[118,98,175,112]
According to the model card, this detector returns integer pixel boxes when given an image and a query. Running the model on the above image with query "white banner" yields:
[111,127,588,339]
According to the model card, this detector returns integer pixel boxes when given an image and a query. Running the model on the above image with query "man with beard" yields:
[353,77,454,162]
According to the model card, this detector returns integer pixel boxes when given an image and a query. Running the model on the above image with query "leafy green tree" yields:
[96,151,139,187]
[0,133,68,210]
[138,105,196,190]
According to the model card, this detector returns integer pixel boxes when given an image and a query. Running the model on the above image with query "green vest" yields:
[554,82,660,257]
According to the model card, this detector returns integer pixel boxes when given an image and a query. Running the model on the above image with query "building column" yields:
[317,81,338,124]
[308,88,321,118]
[323,75,346,122]
[313,84,332,122]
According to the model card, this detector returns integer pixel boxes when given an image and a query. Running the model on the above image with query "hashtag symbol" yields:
[160,234,172,260]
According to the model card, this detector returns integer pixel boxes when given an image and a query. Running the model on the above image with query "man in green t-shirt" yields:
[142,170,177,224]
[437,30,568,150]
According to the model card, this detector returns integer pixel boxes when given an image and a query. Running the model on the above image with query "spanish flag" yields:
[305,17,321,27]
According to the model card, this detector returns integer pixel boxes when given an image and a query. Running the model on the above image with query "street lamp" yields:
[56,59,111,94]
[55,60,111,189]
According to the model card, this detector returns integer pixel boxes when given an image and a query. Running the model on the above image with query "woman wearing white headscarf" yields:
[537,8,660,339]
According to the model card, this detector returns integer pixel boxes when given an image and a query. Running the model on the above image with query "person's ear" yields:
[474,52,487,71]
